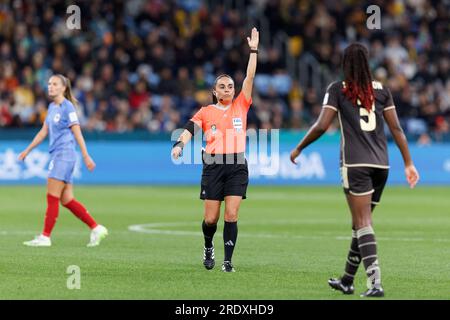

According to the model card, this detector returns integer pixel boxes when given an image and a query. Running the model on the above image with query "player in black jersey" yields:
[290,43,419,297]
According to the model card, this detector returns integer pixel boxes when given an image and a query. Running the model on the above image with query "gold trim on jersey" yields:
[343,163,390,169]
[337,111,347,165]
[323,105,338,111]
[349,189,375,196]
[340,167,349,189]
[341,80,383,89]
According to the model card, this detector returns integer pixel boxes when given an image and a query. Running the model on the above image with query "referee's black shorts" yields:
[340,166,389,205]
[200,152,249,201]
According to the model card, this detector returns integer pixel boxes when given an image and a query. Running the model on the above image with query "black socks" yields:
[223,221,238,262]
[202,220,217,248]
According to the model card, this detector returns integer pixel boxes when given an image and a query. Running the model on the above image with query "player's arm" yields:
[18,122,49,161]
[241,27,259,101]
[290,107,337,164]
[383,107,419,188]
[171,121,201,160]
[71,124,96,171]
[171,129,192,160]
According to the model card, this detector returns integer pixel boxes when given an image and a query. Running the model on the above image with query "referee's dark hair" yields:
[342,43,374,112]
[212,74,233,104]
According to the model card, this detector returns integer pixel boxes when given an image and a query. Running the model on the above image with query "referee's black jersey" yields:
[322,80,395,168]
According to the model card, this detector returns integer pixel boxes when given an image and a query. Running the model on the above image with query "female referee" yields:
[290,43,419,297]
[19,74,108,247]
[172,28,259,272]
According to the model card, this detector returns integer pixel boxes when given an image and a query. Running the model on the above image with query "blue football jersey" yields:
[45,98,80,159]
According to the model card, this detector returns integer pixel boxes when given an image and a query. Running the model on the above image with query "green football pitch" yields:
[0,185,448,300]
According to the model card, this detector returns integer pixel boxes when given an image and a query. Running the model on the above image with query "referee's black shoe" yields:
[221,261,235,272]
[328,278,354,294]
[360,287,385,298]
[203,246,215,270]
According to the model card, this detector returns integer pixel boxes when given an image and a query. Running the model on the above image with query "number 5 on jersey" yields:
[359,103,376,132]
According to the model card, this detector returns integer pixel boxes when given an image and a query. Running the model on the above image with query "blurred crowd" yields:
[0,0,449,141]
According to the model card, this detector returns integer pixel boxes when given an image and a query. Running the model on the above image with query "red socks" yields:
[63,199,98,229]
[42,195,98,237]
[42,194,60,237]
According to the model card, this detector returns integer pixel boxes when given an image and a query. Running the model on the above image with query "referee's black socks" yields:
[223,221,238,262]
[202,220,217,248]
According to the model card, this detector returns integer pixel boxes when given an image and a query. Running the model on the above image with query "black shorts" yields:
[200,153,249,201]
[340,166,389,205]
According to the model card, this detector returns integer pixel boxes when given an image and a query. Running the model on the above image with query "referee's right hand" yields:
[172,146,182,160]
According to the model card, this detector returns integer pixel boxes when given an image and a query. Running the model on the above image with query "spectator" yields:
[0,0,447,142]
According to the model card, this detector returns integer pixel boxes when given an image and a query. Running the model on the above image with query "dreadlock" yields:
[342,43,374,112]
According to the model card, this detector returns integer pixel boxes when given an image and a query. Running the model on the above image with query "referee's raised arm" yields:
[241,27,259,102]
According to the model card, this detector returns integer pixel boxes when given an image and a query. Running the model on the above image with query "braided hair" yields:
[342,43,374,112]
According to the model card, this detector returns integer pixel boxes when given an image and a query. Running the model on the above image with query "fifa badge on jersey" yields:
[232,117,243,132]
[69,112,78,122]
[211,124,217,134]
[53,113,61,123]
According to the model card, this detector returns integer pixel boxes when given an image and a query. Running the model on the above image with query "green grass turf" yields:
[0,185,449,300]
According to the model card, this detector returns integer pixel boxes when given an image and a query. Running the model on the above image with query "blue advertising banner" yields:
[0,140,449,185]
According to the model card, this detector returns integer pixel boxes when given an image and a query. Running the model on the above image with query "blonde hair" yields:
[53,74,79,106]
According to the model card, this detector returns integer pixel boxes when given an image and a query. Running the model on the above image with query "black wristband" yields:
[250,49,258,54]
[173,141,184,149]
[183,120,196,135]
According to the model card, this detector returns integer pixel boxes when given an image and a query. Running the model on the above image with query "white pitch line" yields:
[128,222,450,243]
[0,230,128,236]
[2,222,448,243]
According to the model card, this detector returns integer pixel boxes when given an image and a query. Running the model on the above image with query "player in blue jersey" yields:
[19,74,108,247]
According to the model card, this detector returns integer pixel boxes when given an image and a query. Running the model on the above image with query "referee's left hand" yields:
[290,148,301,165]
